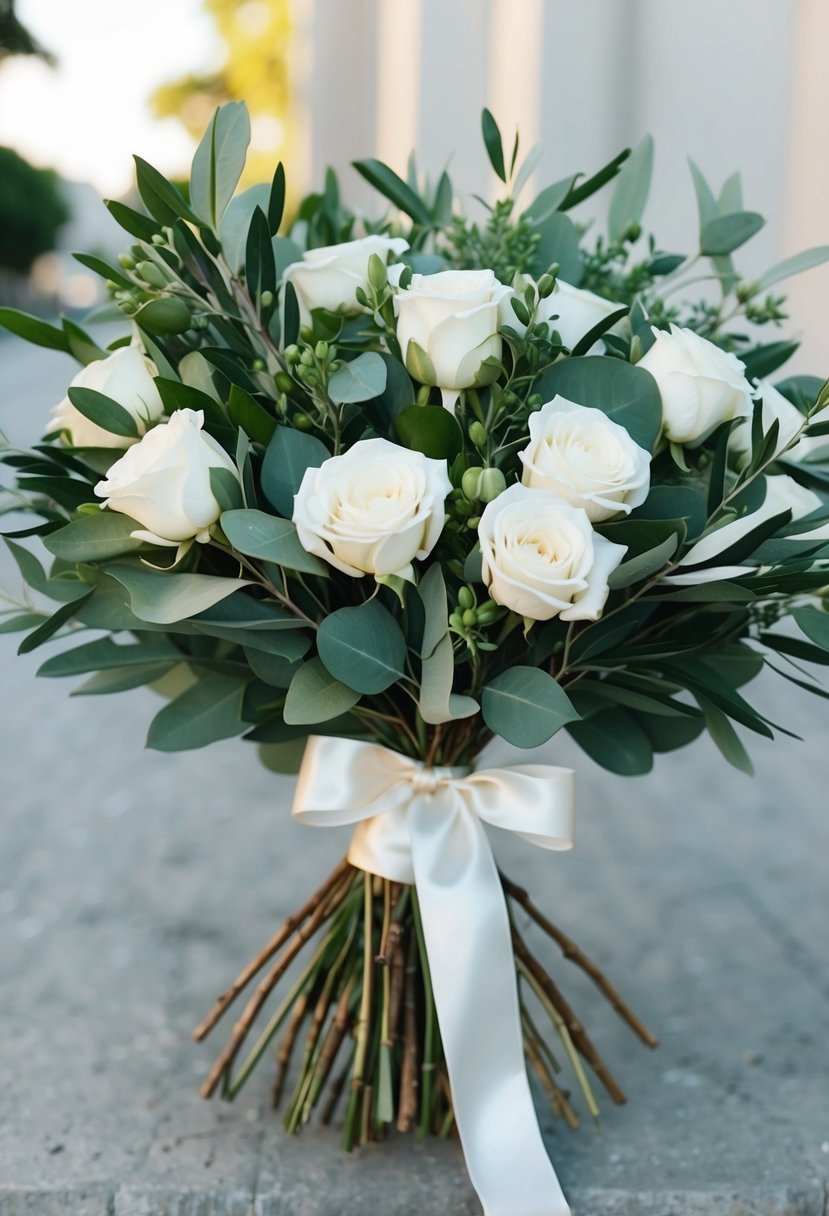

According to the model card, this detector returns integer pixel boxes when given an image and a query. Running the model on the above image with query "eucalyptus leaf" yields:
[419,634,478,725]
[700,211,764,256]
[758,246,829,291]
[221,509,328,576]
[45,513,145,563]
[793,606,829,650]
[608,533,679,589]
[147,671,249,751]
[417,563,449,659]
[38,636,182,677]
[0,307,70,352]
[104,563,252,624]
[531,211,582,283]
[481,108,506,182]
[317,601,406,694]
[261,426,330,517]
[71,663,177,696]
[567,707,654,775]
[284,658,360,725]
[190,101,251,232]
[535,356,662,451]
[219,183,270,270]
[608,134,653,242]
[328,352,387,404]
[17,590,94,655]
[352,158,432,227]
[697,694,754,774]
[481,666,579,748]
[67,387,140,438]
[395,404,462,460]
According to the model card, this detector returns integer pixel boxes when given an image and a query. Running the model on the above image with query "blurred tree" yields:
[150,0,293,185]
[0,0,54,65]
[0,147,68,274]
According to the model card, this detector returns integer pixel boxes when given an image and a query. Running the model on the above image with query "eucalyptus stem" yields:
[342,873,374,1151]
[412,892,438,1138]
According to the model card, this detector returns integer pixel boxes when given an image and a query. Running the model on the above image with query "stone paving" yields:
[1,333,828,1214]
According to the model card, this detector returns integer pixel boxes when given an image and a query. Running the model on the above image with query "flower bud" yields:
[367,252,388,292]
[133,296,191,335]
[478,468,507,502]
[294,413,314,431]
[117,253,136,270]
[462,466,506,502]
[300,349,315,367]
[475,601,501,625]
[314,340,330,362]
[462,608,477,628]
[283,344,301,365]
[468,420,488,449]
[260,289,274,308]
[462,466,485,500]
[275,371,294,393]
[457,586,475,611]
[136,261,168,288]
[537,273,556,299]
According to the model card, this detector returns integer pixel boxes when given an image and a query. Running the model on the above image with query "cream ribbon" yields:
[292,735,576,1216]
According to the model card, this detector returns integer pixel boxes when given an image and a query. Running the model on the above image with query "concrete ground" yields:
[1,332,828,1215]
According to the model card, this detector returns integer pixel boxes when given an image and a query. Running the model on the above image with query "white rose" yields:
[637,324,753,446]
[392,268,512,412]
[731,380,829,465]
[49,347,164,449]
[94,408,238,546]
[293,437,451,580]
[282,235,409,328]
[520,395,651,522]
[763,474,829,541]
[512,278,623,354]
[478,483,627,622]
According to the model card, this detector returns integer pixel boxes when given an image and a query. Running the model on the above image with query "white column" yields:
[376,0,423,175]
[782,0,829,376]
[487,0,543,201]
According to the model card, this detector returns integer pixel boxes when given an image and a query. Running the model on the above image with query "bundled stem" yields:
[194,856,657,1139]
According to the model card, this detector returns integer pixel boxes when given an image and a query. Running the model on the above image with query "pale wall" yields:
[291,0,827,376]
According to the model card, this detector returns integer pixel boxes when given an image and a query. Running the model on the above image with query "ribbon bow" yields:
[293,736,576,1216]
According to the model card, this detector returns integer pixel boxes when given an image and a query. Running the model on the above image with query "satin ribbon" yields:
[292,735,576,1216]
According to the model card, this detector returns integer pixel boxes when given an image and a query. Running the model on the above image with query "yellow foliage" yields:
[150,0,294,187]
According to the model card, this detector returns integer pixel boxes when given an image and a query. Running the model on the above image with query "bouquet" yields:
[3,102,829,1216]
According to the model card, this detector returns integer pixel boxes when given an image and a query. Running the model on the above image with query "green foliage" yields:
[190,101,251,232]
[481,667,579,749]
[535,357,662,451]
[0,147,67,274]
[2,99,829,781]
[317,602,406,695]
[284,658,360,725]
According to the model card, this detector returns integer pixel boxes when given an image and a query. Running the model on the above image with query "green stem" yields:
[412,892,438,1138]
[342,874,374,1151]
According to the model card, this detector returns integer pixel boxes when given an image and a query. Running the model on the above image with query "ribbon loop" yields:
[292,735,575,1216]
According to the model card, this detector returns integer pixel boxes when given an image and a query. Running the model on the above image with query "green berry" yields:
[478,467,506,503]
[458,586,475,611]
[462,466,485,500]
[468,421,488,448]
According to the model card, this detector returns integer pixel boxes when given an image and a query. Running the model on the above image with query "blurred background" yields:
[0,0,827,371]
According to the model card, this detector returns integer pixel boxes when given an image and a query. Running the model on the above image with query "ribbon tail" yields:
[409,794,571,1216]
